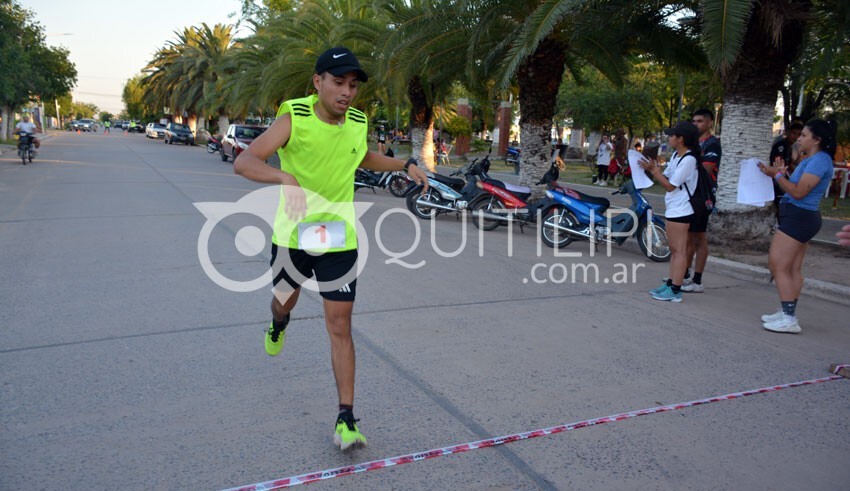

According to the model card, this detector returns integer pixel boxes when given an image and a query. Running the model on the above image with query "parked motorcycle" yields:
[207,135,222,154]
[468,161,560,231]
[404,158,487,219]
[16,132,35,165]
[540,179,670,261]
[354,168,413,197]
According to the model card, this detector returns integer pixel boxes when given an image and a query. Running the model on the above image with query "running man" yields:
[233,47,428,451]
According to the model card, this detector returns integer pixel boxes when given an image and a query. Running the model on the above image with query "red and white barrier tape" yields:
[224,365,848,491]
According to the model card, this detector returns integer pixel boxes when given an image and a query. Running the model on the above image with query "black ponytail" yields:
[806,119,838,159]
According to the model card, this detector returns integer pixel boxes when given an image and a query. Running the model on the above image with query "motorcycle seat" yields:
[485,178,531,200]
[431,173,465,188]
[504,182,532,195]
[574,190,610,213]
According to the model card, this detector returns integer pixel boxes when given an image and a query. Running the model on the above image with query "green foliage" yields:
[0,0,77,110]
[700,0,753,75]
[99,112,114,123]
[71,102,98,119]
[445,115,473,137]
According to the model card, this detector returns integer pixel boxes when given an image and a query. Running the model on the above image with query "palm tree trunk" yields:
[1,106,10,140]
[408,76,436,171]
[711,0,809,250]
[516,38,566,198]
[217,113,229,137]
[711,94,777,247]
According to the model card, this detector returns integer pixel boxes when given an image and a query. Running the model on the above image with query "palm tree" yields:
[142,24,236,135]
[468,0,702,195]
[375,0,484,170]
[697,0,813,245]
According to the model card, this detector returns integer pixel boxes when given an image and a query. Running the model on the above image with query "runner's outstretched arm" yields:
[360,151,429,192]
[234,113,306,221]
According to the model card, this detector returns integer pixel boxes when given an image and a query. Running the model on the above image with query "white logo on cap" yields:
[332,53,347,59]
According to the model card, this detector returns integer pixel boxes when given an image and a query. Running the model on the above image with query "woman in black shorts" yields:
[641,121,701,303]
[758,119,837,333]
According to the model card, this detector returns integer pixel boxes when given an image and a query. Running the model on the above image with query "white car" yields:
[145,123,166,139]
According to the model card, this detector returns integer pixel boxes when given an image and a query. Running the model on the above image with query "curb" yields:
[707,256,850,307]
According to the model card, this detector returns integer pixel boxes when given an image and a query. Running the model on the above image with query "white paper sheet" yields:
[737,158,775,206]
[628,149,654,189]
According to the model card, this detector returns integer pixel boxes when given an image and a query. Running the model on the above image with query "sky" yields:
[21,0,246,114]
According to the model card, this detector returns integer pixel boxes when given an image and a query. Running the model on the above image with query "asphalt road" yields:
[1,131,849,491]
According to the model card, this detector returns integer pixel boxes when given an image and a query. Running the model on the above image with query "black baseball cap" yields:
[664,121,699,140]
[315,47,368,82]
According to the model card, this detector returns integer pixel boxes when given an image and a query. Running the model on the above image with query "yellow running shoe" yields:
[264,314,289,356]
[334,412,367,451]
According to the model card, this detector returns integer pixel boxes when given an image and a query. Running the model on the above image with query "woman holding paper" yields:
[757,119,837,333]
[640,121,700,303]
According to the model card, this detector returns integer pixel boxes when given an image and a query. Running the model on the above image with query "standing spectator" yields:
[769,122,803,220]
[595,134,613,185]
[611,128,628,185]
[641,121,701,303]
[104,120,111,134]
[758,119,837,333]
[376,125,387,154]
[681,108,721,294]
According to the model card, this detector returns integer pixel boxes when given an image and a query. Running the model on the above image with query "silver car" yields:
[145,123,166,139]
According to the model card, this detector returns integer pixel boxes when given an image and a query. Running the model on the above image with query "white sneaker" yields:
[761,310,784,323]
[682,282,704,293]
[762,315,801,333]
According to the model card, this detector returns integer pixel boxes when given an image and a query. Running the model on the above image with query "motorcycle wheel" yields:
[207,143,216,154]
[470,195,504,231]
[388,175,411,197]
[21,150,27,165]
[637,221,671,262]
[541,207,578,248]
[406,188,439,219]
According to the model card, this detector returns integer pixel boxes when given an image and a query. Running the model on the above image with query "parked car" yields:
[145,122,166,139]
[164,123,195,145]
[220,124,266,162]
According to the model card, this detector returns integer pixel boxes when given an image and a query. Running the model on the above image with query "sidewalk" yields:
[434,163,850,304]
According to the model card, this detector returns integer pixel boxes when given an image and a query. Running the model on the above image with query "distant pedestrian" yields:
[611,128,628,186]
[376,125,387,154]
[758,119,837,333]
[595,135,612,185]
[104,121,111,134]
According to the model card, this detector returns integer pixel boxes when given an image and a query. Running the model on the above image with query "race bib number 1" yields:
[297,221,346,250]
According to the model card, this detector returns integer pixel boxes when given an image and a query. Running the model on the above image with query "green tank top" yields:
[272,94,368,251]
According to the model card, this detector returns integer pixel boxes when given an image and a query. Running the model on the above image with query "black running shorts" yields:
[270,245,358,301]
[689,211,710,233]
[777,201,821,244]
[666,214,694,224]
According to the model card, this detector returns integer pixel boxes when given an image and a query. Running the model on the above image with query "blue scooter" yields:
[540,179,671,262]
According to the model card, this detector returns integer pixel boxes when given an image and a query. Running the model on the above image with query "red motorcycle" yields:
[469,160,560,231]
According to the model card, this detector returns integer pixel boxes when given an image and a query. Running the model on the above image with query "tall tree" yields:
[698,0,813,246]
[0,0,76,138]
[469,0,702,195]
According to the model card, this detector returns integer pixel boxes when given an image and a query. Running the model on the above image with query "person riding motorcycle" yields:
[14,116,40,148]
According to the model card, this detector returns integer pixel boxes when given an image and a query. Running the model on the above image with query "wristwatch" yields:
[774,173,783,181]
[404,158,417,173]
